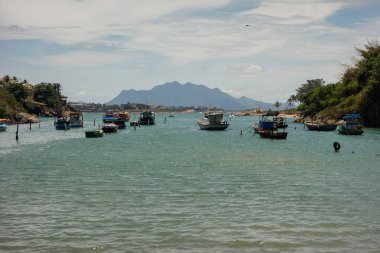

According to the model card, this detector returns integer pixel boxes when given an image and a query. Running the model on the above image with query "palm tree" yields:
[273,101,281,111]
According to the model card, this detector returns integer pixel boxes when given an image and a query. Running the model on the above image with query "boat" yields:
[69,112,83,127]
[102,123,118,133]
[85,129,104,138]
[55,117,70,130]
[103,111,130,129]
[197,111,229,130]
[337,114,364,135]
[304,121,337,131]
[130,121,139,126]
[138,110,155,125]
[253,111,288,139]
[0,122,7,132]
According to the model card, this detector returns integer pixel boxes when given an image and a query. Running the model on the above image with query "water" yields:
[1,113,380,252]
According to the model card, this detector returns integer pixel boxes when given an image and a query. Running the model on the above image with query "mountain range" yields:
[107,81,275,110]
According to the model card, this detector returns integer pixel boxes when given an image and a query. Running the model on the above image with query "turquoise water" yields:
[1,113,380,253]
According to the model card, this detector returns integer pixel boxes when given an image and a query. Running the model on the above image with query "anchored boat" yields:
[139,110,155,125]
[253,111,288,139]
[337,114,364,135]
[85,129,104,138]
[304,121,337,131]
[197,111,229,130]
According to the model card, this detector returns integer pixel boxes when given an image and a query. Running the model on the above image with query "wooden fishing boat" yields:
[55,117,70,130]
[85,129,104,138]
[337,114,364,135]
[103,111,130,129]
[139,110,155,125]
[102,123,118,133]
[69,112,83,128]
[253,111,288,139]
[197,111,229,130]
[304,121,337,131]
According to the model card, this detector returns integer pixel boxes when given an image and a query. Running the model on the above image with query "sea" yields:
[0,113,379,253]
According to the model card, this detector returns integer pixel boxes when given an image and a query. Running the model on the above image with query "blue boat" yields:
[337,114,364,135]
[252,112,288,139]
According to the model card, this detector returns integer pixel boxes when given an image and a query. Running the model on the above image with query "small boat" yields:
[55,117,70,130]
[102,123,118,133]
[337,114,364,135]
[130,121,139,126]
[253,111,288,139]
[139,110,155,125]
[0,122,7,132]
[69,112,83,128]
[197,111,229,130]
[85,129,104,138]
[304,121,337,131]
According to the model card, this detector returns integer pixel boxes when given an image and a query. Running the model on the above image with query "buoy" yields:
[333,141,341,152]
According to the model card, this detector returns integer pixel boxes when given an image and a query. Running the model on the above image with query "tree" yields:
[273,101,281,110]
[294,79,325,104]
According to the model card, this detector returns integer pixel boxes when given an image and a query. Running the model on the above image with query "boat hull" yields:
[198,122,229,130]
[258,130,288,139]
[305,122,337,131]
[85,130,104,138]
[337,125,363,135]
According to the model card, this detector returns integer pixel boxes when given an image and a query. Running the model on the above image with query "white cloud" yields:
[229,65,264,75]
[240,1,346,24]
[43,51,127,66]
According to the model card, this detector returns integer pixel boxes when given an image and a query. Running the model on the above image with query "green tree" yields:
[273,101,281,110]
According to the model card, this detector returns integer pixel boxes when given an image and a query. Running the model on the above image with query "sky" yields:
[0,0,379,104]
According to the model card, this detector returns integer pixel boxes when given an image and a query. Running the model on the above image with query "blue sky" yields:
[0,0,379,103]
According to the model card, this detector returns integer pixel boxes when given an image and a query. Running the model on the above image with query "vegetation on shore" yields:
[0,76,70,123]
[288,41,380,127]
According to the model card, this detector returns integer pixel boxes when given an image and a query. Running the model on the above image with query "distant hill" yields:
[107,81,274,110]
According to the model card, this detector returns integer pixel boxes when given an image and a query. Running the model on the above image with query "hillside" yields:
[0,75,71,123]
[107,81,273,110]
[288,41,380,127]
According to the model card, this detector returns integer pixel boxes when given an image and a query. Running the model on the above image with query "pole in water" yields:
[29,119,32,131]
[333,141,341,152]
[164,117,166,124]
[240,129,242,135]
[134,125,136,131]
[16,120,19,142]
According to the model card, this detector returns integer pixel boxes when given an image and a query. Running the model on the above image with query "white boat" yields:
[197,111,229,130]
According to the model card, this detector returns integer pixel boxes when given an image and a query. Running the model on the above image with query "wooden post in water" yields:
[16,119,19,142]
[164,117,167,125]
[29,119,32,131]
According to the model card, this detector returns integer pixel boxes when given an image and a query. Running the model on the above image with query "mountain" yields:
[107,81,274,110]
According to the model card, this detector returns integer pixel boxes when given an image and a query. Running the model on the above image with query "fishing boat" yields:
[253,111,288,139]
[55,117,70,130]
[102,123,118,133]
[197,111,229,130]
[139,110,155,125]
[85,129,104,138]
[0,122,7,132]
[304,121,337,131]
[253,111,288,132]
[337,114,364,135]
[69,112,83,128]
[103,111,130,129]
